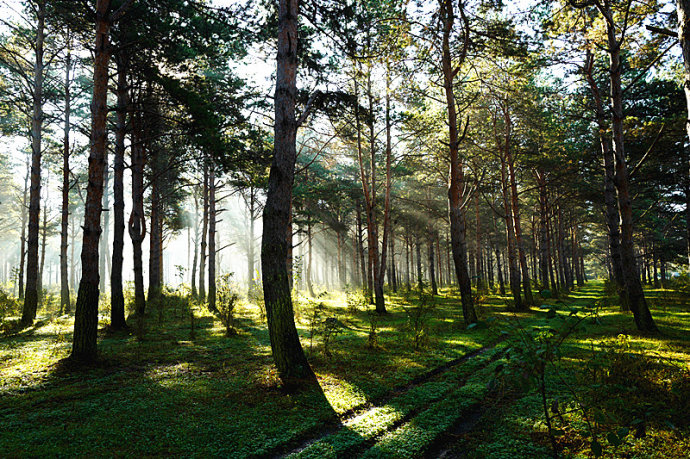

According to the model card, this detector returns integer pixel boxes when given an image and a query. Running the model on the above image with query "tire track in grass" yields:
[269,340,506,458]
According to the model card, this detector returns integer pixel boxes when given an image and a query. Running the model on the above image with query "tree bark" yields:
[21,0,46,326]
[261,0,317,389]
[208,166,217,311]
[440,0,476,324]
[129,107,146,317]
[247,186,256,293]
[148,153,162,303]
[498,131,523,310]
[505,114,534,307]
[60,40,72,315]
[598,2,657,331]
[71,0,112,360]
[110,52,128,330]
[18,159,29,300]
[199,162,208,300]
[678,0,690,267]
[191,191,199,296]
[428,233,438,295]
[38,191,48,304]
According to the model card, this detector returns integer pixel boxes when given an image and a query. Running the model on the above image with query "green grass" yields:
[0,280,688,458]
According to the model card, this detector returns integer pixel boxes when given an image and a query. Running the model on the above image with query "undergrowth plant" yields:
[402,292,436,350]
[247,280,265,321]
[490,301,603,458]
[217,273,240,336]
[346,288,367,314]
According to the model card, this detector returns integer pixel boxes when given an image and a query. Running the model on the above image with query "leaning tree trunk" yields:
[599,6,657,332]
[261,0,317,389]
[110,53,128,330]
[440,0,476,324]
[21,0,45,326]
[71,0,112,360]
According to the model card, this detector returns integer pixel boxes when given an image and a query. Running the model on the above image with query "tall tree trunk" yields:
[261,0,317,389]
[247,188,256,293]
[39,191,48,305]
[678,0,690,267]
[474,186,483,292]
[585,49,627,307]
[390,225,398,292]
[506,121,534,307]
[353,78,376,305]
[21,0,46,326]
[199,163,208,300]
[405,234,411,290]
[110,53,128,330]
[60,40,72,315]
[191,192,199,296]
[307,218,315,297]
[148,158,161,303]
[129,114,146,317]
[356,200,366,290]
[416,233,423,291]
[499,138,523,310]
[440,0,476,324]
[372,63,394,312]
[428,233,438,295]
[71,0,112,360]
[208,166,217,311]
[573,222,584,287]
[597,2,657,332]
[19,159,29,300]
[536,172,550,290]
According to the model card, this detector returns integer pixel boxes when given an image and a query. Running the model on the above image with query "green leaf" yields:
[467,322,477,330]
[591,439,603,457]
[546,308,557,319]
[617,427,629,438]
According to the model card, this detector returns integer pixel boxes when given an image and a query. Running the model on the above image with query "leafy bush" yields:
[0,288,20,323]
[217,273,240,336]
[402,293,436,349]
[346,288,367,314]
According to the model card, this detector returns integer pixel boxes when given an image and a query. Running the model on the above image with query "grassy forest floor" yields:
[1,280,689,458]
